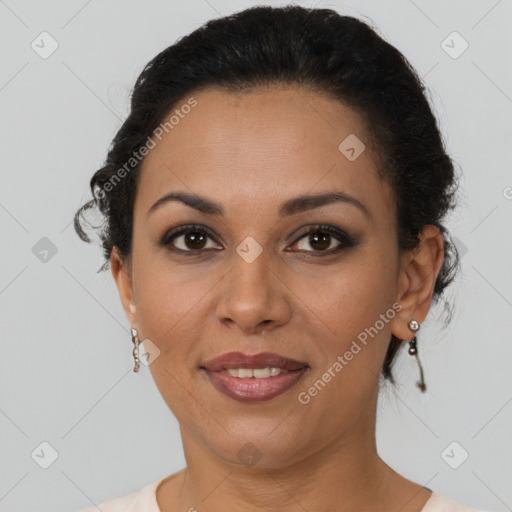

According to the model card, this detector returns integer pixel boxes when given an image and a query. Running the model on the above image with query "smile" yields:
[199,350,310,402]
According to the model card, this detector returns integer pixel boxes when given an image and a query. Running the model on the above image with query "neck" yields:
[157,387,431,512]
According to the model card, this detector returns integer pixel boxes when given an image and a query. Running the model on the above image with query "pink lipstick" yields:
[200,351,309,402]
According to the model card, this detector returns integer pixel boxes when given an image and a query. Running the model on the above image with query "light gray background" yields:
[1,1,511,511]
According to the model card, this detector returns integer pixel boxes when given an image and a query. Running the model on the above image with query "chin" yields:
[209,431,307,471]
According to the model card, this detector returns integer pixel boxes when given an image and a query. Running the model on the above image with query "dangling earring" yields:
[131,327,140,373]
[408,319,426,393]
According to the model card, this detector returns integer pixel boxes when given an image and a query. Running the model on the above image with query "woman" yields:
[73,5,490,512]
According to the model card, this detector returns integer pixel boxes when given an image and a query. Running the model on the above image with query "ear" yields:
[110,246,138,328]
[390,225,445,340]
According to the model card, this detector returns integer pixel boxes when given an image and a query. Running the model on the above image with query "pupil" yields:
[310,232,330,251]
[187,232,206,249]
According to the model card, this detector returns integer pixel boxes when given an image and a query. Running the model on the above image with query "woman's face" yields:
[113,85,410,468]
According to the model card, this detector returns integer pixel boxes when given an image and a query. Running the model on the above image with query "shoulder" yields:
[423,491,494,512]
[73,478,164,512]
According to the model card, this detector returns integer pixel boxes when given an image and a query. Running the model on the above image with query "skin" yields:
[111,85,444,512]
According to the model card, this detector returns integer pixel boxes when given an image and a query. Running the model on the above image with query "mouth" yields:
[199,351,310,402]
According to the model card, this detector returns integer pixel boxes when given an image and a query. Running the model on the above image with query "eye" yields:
[287,225,356,255]
[160,223,356,256]
[160,225,222,253]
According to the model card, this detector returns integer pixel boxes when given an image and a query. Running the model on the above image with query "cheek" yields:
[133,258,215,358]
[289,254,398,393]
[292,262,396,428]
[295,252,396,336]
[133,265,211,416]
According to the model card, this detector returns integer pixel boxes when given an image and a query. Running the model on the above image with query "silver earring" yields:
[408,319,420,355]
[407,319,426,392]
[131,327,140,373]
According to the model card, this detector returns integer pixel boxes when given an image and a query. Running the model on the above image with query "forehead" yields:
[135,85,393,222]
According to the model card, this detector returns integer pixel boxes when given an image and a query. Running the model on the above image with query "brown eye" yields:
[160,225,222,253]
[288,225,356,255]
[177,231,208,250]
[302,232,333,251]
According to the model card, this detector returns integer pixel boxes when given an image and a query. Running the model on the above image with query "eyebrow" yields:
[146,190,370,219]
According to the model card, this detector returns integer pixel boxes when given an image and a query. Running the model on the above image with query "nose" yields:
[215,248,291,334]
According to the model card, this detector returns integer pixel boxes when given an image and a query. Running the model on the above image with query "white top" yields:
[74,477,493,512]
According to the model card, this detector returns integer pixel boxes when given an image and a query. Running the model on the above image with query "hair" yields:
[74,5,460,387]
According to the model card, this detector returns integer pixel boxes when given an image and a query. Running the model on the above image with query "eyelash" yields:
[159,223,357,257]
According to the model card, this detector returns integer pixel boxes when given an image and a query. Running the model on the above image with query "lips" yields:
[200,351,310,402]
[200,351,308,372]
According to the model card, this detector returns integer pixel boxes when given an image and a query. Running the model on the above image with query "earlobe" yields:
[391,225,445,340]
